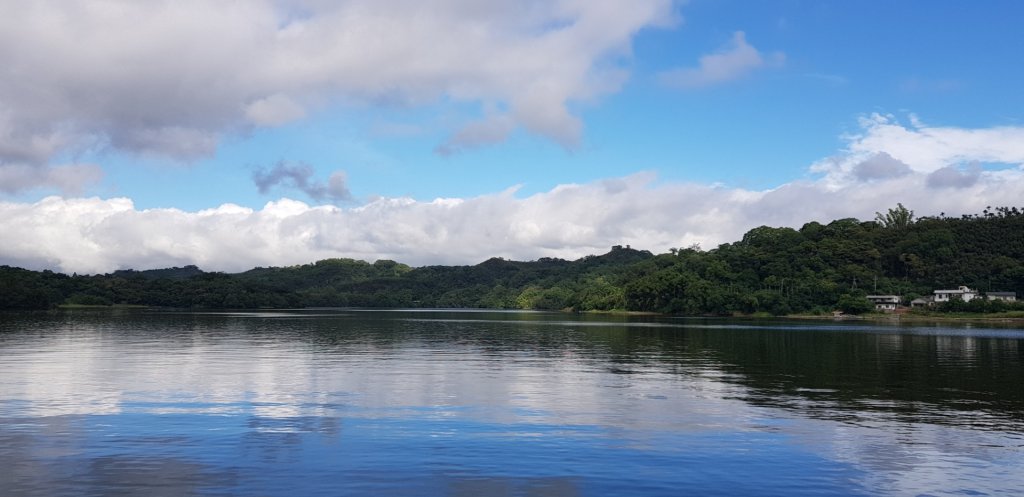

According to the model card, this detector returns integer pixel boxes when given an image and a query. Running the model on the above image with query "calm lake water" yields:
[1,309,1022,496]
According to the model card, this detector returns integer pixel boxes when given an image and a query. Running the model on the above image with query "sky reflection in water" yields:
[1,310,1022,496]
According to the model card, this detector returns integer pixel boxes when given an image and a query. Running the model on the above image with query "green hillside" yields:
[3,206,1022,315]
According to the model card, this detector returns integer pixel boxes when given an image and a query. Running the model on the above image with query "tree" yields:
[875,203,915,230]
[837,291,873,315]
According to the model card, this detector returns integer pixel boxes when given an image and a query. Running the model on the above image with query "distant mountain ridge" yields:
[111,265,205,280]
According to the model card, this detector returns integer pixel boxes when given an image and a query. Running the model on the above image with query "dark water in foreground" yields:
[1,310,1022,496]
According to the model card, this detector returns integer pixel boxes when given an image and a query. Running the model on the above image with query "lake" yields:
[1,309,1022,496]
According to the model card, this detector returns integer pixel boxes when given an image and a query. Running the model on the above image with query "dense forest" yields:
[2,206,1023,315]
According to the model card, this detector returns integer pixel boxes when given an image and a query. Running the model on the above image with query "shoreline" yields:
[38,305,1024,325]
[785,312,1024,324]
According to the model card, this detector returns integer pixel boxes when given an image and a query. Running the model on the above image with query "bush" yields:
[837,292,873,315]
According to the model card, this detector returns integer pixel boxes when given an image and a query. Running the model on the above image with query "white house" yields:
[987,292,1017,302]
[866,295,900,312]
[934,286,977,303]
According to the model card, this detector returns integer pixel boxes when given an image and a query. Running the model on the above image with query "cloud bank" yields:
[4,164,1024,275]
[0,0,675,193]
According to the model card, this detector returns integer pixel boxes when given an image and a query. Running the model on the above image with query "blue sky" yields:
[2,0,1024,273]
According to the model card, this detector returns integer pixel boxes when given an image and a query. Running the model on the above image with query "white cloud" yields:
[659,31,784,89]
[5,165,1024,274]
[0,0,676,192]
[813,113,1024,187]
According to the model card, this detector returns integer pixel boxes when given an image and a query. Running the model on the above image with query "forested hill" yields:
[2,206,1023,315]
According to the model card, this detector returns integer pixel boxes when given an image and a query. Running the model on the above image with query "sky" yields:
[2,0,1024,274]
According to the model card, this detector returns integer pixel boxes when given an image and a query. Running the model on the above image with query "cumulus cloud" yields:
[659,31,784,89]
[851,152,912,181]
[926,164,982,189]
[812,113,1024,187]
[0,0,676,193]
[5,166,1024,275]
[252,161,352,203]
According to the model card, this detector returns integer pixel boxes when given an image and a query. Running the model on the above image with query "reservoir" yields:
[1,309,1022,496]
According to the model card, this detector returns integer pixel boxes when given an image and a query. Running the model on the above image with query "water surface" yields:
[1,309,1022,496]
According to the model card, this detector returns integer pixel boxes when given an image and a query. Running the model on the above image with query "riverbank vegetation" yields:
[2,206,1022,315]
